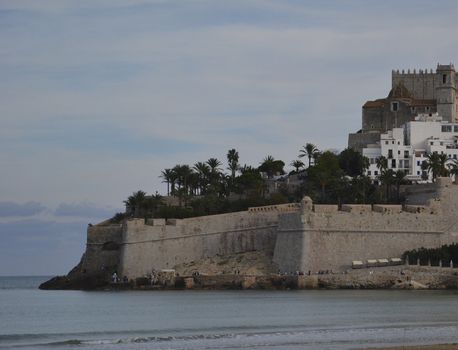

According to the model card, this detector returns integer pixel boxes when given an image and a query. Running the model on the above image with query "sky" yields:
[2,0,458,275]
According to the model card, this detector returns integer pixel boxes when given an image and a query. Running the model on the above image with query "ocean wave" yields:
[2,323,458,349]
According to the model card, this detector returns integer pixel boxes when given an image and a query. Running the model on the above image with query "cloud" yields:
[0,201,46,217]
[0,218,86,275]
[55,202,121,219]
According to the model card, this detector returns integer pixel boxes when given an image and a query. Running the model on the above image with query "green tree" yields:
[226,149,240,180]
[173,164,194,205]
[259,155,285,179]
[298,143,318,167]
[338,148,369,177]
[393,170,406,202]
[376,156,388,173]
[378,168,395,202]
[123,190,147,217]
[290,159,305,173]
[193,162,210,195]
[422,152,446,181]
[307,151,342,202]
[160,169,174,196]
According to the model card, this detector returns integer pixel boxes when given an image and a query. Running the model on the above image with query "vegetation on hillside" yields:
[111,142,453,221]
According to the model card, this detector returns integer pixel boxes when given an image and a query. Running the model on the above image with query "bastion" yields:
[42,178,458,289]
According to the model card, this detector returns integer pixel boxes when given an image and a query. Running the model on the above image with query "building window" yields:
[391,102,399,112]
[391,159,396,168]
[385,141,389,145]
[430,141,434,145]
[392,141,395,144]
[443,74,447,84]
[368,171,371,175]
[398,150,401,155]
[454,125,458,132]
[417,171,420,175]
[417,160,420,166]
[442,125,452,132]
[388,149,393,158]
[404,151,409,158]
[454,154,457,159]
[374,171,378,176]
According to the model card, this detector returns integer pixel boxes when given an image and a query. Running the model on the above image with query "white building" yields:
[363,113,458,182]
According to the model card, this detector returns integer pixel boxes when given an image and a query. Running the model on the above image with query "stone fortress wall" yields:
[392,69,439,100]
[274,178,458,273]
[79,179,458,279]
[82,203,299,279]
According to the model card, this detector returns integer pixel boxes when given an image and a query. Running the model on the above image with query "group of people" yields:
[111,272,129,284]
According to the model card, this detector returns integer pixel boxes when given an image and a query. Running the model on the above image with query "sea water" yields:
[1,276,458,350]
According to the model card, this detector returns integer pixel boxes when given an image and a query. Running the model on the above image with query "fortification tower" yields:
[436,63,457,122]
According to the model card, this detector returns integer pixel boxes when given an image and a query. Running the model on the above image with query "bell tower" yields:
[436,63,457,122]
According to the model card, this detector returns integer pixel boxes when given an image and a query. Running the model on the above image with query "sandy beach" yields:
[365,344,458,350]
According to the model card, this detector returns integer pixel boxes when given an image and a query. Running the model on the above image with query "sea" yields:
[1,276,458,350]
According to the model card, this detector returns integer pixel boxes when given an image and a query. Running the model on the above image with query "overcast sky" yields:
[2,0,458,276]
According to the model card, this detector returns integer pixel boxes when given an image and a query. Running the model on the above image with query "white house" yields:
[363,113,458,182]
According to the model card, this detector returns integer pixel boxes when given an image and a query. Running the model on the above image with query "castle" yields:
[66,178,458,283]
[349,64,458,152]
[45,64,458,289]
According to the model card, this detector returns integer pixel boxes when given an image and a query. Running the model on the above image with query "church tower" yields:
[435,64,457,122]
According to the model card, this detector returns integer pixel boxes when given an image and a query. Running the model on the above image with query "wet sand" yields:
[365,344,458,350]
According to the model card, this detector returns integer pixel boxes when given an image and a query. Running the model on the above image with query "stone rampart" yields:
[118,210,284,278]
[76,178,458,282]
[273,178,458,273]
[82,224,123,274]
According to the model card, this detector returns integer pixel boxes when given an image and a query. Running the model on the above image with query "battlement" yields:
[392,68,435,76]
[248,203,300,213]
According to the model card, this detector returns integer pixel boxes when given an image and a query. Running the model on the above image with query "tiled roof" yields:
[363,99,385,108]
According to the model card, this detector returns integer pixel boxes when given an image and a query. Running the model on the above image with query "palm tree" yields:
[193,162,210,194]
[422,152,444,181]
[449,159,458,180]
[298,143,318,167]
[290,159,305,173]
[259,155,276,178]
[438,153,449,177]
[173,164,194,205]
[207,158,222,173]
[160,169,174,196]
[375,156,388,173]
[393,170,406,202]
[206,158,222,194]
[378,169,395,202]
[123,190,147,217]
[227,149,240,180]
